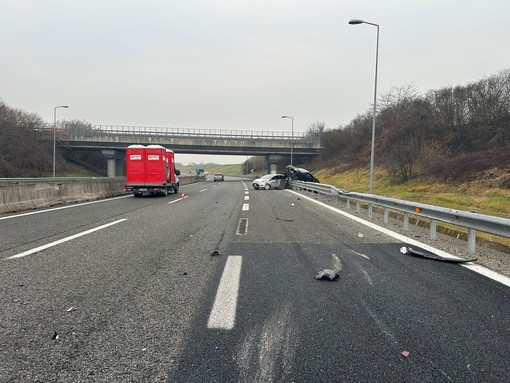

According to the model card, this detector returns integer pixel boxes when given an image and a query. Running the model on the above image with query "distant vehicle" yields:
[285,165,319,183]
[213,173,224,181]
[252,174,287,190]
[125,145,180,197]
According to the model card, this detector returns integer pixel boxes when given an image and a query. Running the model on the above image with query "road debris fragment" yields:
[315,269,339,281]
[66,307,77,312]
[401,350,410,358]
[210,251,220,256]
[357,233,364,238]
[400,246,477,263]
[52,331,59,340]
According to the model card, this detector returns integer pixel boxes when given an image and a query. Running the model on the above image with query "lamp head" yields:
[348,19,364,25]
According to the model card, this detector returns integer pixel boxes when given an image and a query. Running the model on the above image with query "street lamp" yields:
[281,115,294,166]
[349,18,379,195]
[53,105,69,177]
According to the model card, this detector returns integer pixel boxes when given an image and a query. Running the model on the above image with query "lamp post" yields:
[53,105,69,177]
[281,115,294,166]
[349,19,379,195]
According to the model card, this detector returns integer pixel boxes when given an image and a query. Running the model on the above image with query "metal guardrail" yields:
[290,180,510,254]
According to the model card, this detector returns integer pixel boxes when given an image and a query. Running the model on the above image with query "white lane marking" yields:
[0,195,131,221]
[199,188,208,193]
[245,191,249,195]
[168,196,189,204]
[287,190,510,288]
[244,196,249,201]
[207,256,243,330]
[242,203,249,211]
[4,219,127,260]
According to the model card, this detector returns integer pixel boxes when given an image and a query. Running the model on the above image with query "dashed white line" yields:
[4,219,127,260]
[169,196,189,204]
[207,256,243,330]
[199,188,208,193]
[242,203,249,211]
[244,196,249,201]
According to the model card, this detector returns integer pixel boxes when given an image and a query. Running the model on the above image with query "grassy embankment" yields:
[315,167,510,247]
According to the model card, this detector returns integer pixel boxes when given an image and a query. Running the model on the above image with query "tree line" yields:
[316,69,510,185]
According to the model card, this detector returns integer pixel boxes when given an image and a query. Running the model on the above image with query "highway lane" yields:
[2,177,509,382]
[171,185,510,382]
[0,178,247,382]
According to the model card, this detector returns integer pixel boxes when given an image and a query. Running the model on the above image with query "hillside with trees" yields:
[310,69,510,188]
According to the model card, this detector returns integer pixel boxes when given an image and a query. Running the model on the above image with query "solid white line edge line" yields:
[207,255,243,330]
[0,195,132,221]
[287,190,510,288]
[4,219,127,260]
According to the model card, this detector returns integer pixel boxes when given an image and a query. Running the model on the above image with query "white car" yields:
[213,173,224,181]
[252,174,287,190]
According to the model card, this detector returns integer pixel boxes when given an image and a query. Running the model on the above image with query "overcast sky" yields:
[1,0,509,164]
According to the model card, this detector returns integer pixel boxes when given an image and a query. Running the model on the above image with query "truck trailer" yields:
[125,145,180,197]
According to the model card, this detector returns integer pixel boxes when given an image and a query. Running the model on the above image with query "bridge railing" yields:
[290,180,510,254]
[60,125,322,145]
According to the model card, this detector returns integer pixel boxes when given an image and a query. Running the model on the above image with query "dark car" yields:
[285,165,319,183]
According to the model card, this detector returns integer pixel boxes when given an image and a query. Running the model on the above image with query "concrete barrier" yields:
[0,176,205,214]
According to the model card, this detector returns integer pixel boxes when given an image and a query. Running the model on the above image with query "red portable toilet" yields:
[145,145,167,185]
[126,145,146,185]
[165,149,176,184]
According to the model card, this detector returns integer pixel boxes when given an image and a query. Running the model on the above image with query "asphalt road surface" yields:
[1,177,509,382]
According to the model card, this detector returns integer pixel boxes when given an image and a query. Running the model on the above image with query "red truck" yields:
[125,144,180,197]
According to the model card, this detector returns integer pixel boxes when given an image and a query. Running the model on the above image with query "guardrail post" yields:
[356,202,361,213]
[383,208,389,224]
[368,204,373,218]
[468,229,476,254]
[403,212,409,230]
[346,199,350,210]
[430,219,437,240]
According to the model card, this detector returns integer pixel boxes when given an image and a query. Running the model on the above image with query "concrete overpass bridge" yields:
[63,125,322,176]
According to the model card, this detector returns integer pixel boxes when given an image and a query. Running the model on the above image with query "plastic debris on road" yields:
[210,251,220,256]
[315,269,340,281]
[400,246,477,263]
[66,307,77,312]
[401,351,410,358]
[358,233,364,238]
[52,331,59,340]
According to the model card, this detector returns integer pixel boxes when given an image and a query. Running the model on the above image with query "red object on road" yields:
[401,351,410,358]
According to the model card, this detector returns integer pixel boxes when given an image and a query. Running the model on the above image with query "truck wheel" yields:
[164,188,168,196]
[174,184,179,194]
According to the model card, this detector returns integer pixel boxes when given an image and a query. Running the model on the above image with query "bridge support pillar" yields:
[102,150,125,177]
[266,155,282,174]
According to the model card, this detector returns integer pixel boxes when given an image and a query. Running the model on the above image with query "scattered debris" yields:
[357,233,364,238]
[315,269,339,281]
[401,350,410,358]
[66,307,77,312]
[400,246,477,263]
[210,251,220,256]
[52,331,59,340]
[291,203,295,207]
[181,272,188,276]
[297,197,301,200]
[276,218,294,222]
